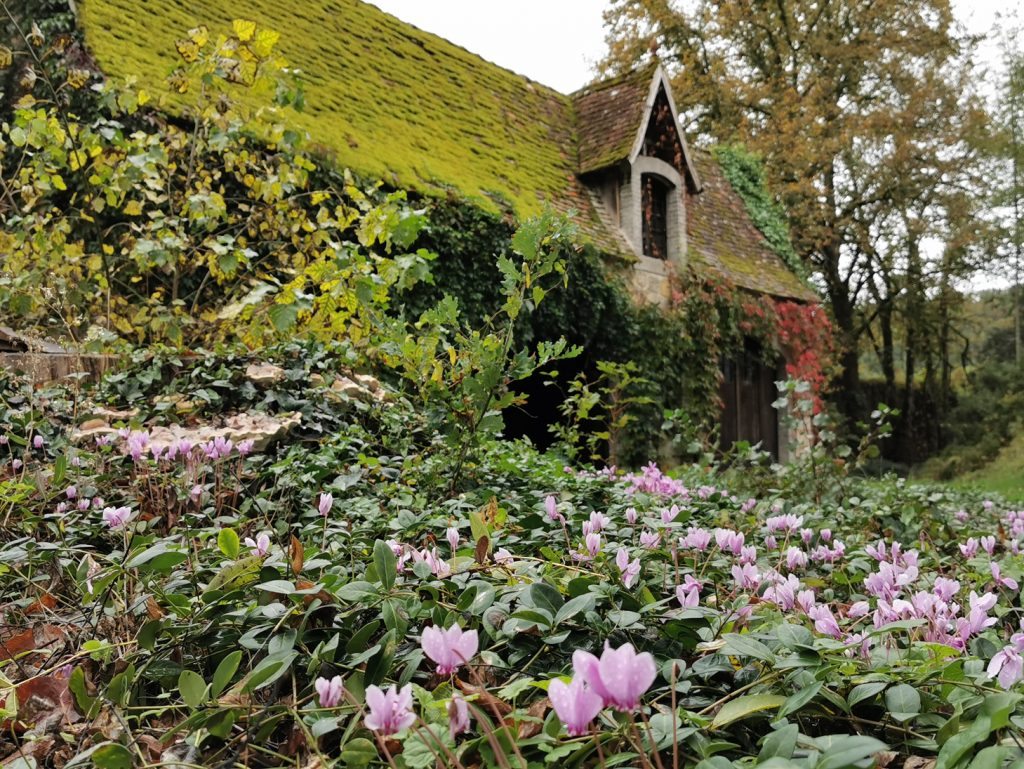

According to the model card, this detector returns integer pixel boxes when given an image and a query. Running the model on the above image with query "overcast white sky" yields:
[368,0,1012,94]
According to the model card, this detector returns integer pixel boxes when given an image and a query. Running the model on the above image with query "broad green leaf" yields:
[340,737,378,767]
[217,528,240,559]
[816,736,888,769]
[722,633,774,662]
[968,746,1010,769]
[553,594,594,626]
[884,684,921,721]
[847,682,887,708]
[243,652,296,692]
[211,651,243,698]
[529,582,563,616]
[712,695,787,729]
[91,743,133,769]
[759,724,799,762]
[373,539,396,591]
[779,681,823,719]
[178,669,207,709]
[935,715,991,769]
[205,555,262,593]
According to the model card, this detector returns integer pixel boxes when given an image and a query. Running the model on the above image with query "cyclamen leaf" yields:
[217,528,240,559]
[178,669,207,709]
[722,633,774,662]
[884,684,921,721]
[712,695,787,729]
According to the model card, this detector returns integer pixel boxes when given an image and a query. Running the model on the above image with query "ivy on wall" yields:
[713,144,810,283]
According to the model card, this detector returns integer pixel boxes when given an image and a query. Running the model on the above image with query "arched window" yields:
[641,174,671,260]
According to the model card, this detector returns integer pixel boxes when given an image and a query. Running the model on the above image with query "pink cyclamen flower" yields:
[731,563,760,590]
[364,684,416,736]
[77,498,90,511]
[236,439,255,456]
[766,514,804,534]
[847,600,870,618]
[572,642,657,712]
[315,675,345,708]
[12,459,22,471]
[245,533,271,558]
[448,695,471,738]
[494,547,514,565]
[808,605,842,638]
[446,527,459,551]
[102,506,132,529]
[545,495,563,523]
[588,511,611,532]
[585,532,601,558]
[661,505,680,524]
[318,492,334,517]
[765,534,778,550]
[677,576,701,608]
[639,529,660,549]
[65,485,77,499]
[715,528,744,554]
[989,647,1024,689]
[960,538,979,558]
[683,527,711,551]
[625,507,638,525]
[981,536,997,556]
[616,548,641,588]
[32,435,44,449]
[933,577,960,602]
[739,545,757,566]
[786,546,808,571]
[991,562,1019,590]
[795,589,817,614]
[421,624,479,676]
[548,675,604,736]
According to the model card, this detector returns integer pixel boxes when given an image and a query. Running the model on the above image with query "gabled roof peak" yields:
[572,64,701,191]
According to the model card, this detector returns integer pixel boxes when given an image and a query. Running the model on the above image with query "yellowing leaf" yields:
[175,38,200,63]
[251,28,280,58]
[68,149,87,171]
[0,46,12,69]
[51,174,67,191]
[124,200,143,216]
[137,89,150,106]
[232,19,257,42]
[188,25,209,47]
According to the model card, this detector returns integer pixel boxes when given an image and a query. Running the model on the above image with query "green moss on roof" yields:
[79,0,576,217]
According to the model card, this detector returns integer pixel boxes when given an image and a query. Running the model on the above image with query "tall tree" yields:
[602,0,986,418]
[990,25,1024,366]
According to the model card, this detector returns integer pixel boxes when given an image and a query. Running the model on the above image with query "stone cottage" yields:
[81,0,817,456]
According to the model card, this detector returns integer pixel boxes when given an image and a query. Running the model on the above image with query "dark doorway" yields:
[719,342,781,457]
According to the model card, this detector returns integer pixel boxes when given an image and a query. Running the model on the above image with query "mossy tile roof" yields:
[687,151,817,302]
[79,0,579,218]
[571,65,656,176]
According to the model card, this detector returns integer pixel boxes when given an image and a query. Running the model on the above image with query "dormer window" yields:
[641,173,670,260]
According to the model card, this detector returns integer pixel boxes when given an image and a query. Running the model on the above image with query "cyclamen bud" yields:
[318,492,334,517]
